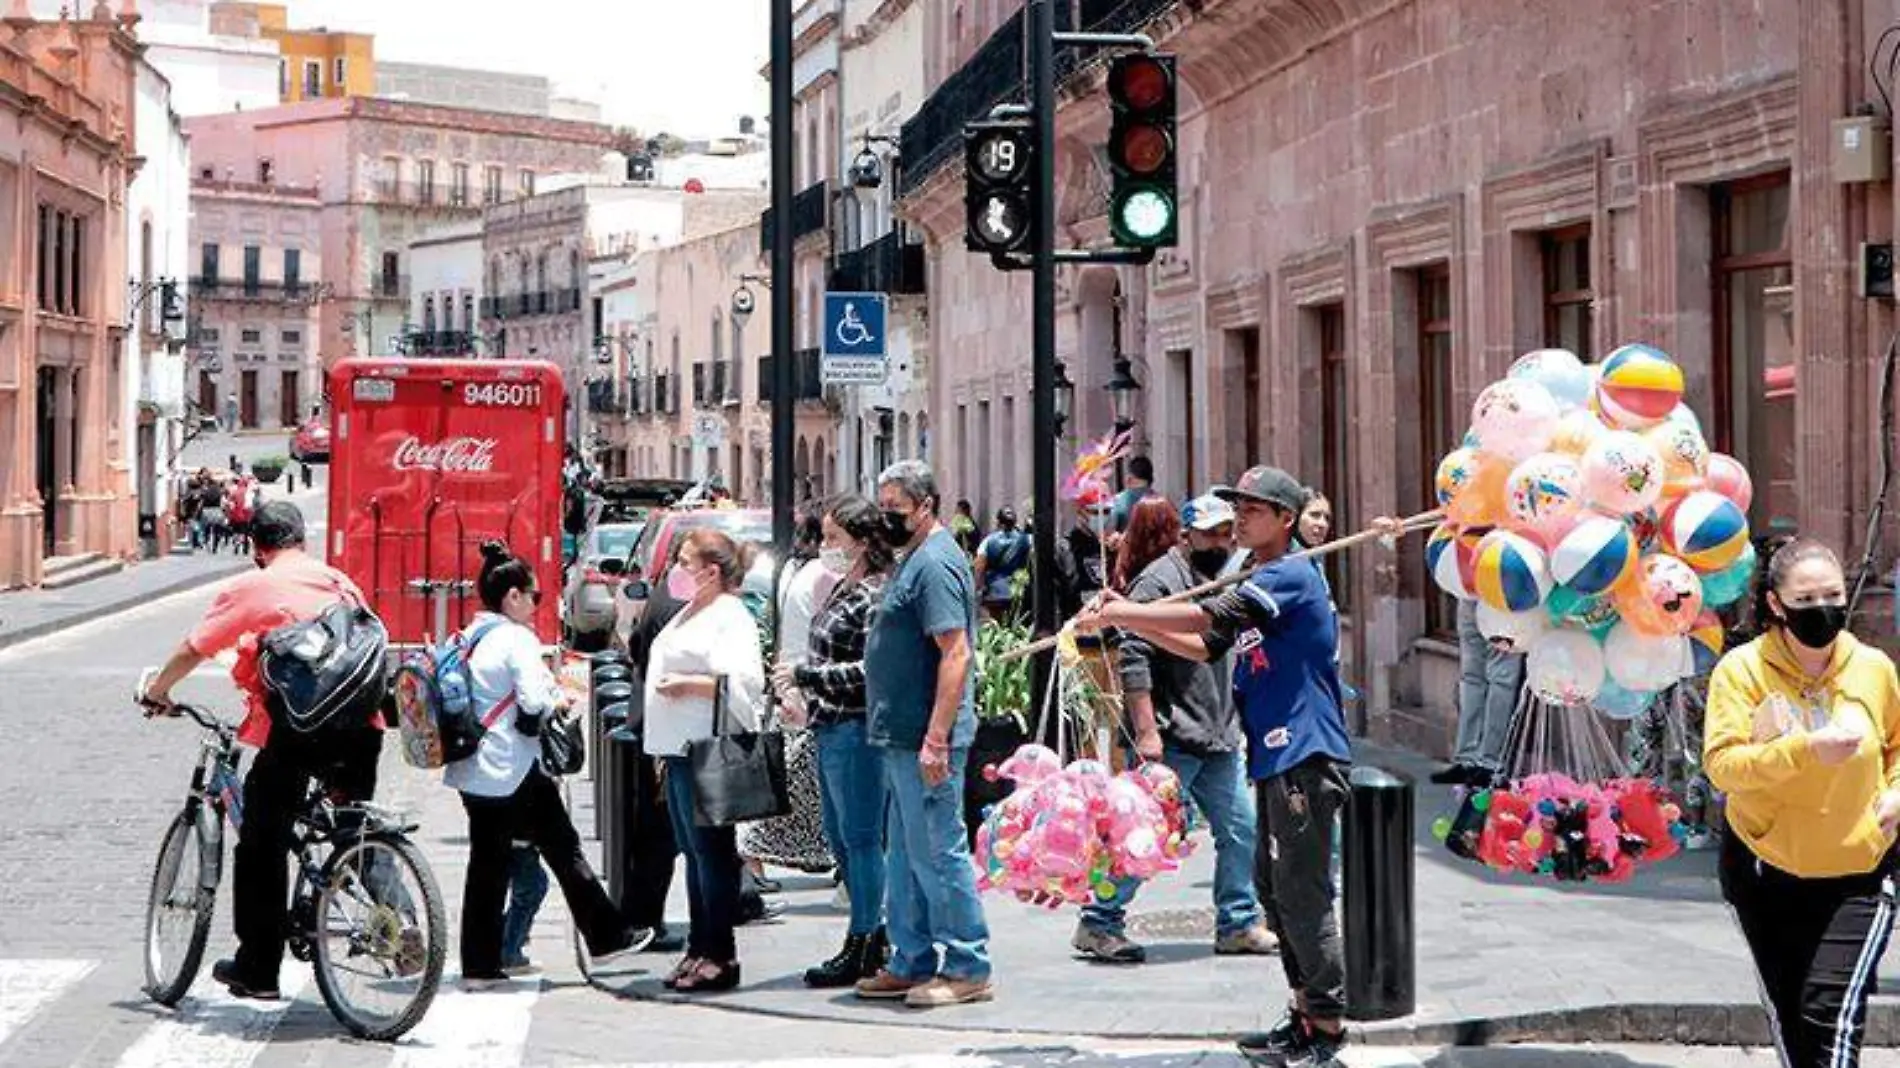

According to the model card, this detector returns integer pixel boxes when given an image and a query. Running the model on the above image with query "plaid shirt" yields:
[794,573,884,726]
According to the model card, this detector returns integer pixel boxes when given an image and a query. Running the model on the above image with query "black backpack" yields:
[259,601,391,734]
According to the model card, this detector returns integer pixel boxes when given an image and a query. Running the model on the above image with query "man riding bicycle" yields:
[142,500,385,1001]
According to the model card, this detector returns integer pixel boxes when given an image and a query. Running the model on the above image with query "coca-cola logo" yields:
[392,435,498,474]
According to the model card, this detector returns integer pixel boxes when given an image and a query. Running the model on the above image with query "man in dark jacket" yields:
[1073,493,1280,966]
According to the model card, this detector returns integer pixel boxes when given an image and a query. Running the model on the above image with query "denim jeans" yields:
[815,718,887,935]
[1079,745,1262,938]
[881,746,991,982]
[1455,598,1525,770]
[661,756,743,962]
[501,843,549,963]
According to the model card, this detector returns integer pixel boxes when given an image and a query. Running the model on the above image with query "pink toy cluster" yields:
[972,743,1195,907]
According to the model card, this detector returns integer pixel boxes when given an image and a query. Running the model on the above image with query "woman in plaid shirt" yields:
[773,495,894,988]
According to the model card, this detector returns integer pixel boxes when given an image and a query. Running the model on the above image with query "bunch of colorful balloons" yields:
[1432,773,1687,883]
[1428,344,1757,718]
[972,743,1194,908]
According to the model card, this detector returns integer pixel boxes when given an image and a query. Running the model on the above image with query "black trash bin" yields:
[1342,765,1415,1021]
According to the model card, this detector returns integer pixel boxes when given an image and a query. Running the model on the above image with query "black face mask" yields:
[880,510,913,547]
[1188,548,1230,578]
[1781,603,1848,649]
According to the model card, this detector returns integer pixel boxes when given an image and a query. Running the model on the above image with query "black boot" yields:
[858,926,889,977]
[804,932,870,988]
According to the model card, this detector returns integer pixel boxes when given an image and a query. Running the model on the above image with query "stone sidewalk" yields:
[559,737,1900,1048]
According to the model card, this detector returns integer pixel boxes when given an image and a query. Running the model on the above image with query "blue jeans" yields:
[815,718,887,935]
[661,756,743,962]
[881,746,991,982]
[1080,745,1262,939]
[501,844,549,963]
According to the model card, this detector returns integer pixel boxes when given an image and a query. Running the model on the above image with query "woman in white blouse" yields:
[644,527,767,993]
[448,542,651,989]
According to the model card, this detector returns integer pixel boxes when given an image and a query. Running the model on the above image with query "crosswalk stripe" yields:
[113,970,309,1068]
[386,970,540,1068]
[0,960,95,1048]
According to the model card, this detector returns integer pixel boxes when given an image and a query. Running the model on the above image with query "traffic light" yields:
[963,117,1036,255]
[1105,52,1178,249]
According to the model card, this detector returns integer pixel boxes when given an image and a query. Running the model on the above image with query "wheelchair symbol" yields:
[835,303,874,348]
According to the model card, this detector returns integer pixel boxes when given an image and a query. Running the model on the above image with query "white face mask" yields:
[819,546,853,574]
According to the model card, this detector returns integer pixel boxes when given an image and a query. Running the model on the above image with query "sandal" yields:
[661,956,702,990]
[671,958,740,993]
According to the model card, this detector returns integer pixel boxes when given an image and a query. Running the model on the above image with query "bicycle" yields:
[140,696,448,1041]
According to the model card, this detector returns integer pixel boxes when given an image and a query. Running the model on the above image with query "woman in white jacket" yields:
[644,528,767,992]
[448,542,651,989]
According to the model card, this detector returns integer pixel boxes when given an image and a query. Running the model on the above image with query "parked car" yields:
[563,520,645,650]
[614,507,771,646]
[289,413,330,464]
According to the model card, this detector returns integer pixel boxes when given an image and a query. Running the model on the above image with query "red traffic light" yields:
[1110,54,1172,112]
[1113,122,1171,176]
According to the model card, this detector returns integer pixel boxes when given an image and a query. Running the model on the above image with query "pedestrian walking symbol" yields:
[823,291,889,386]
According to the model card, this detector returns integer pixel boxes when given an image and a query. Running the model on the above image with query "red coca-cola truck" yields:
[326,358,566,647]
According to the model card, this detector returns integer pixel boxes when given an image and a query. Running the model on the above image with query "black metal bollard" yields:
[588,657,631,818]
[1343,765,1415,1021]
[590,678,634,853]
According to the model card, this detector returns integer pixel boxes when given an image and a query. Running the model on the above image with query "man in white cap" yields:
[1072,492,1279,965]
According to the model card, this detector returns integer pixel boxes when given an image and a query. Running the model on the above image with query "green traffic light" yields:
[1112,186,1176,246]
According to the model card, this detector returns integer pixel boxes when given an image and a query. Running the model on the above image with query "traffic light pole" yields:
[1028,0,1060,723]
[770,0,795,560]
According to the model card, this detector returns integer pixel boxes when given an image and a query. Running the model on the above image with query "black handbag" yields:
[538,708,586,777]
[686,675,790,827]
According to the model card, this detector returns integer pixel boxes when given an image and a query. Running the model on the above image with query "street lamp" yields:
[1104,355,1141,487]
[1053,360,1075,439]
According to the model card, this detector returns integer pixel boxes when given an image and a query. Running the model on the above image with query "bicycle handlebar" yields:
[152,701,237,742]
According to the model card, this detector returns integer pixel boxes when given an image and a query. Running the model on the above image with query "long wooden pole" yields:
[996,508,1444,663]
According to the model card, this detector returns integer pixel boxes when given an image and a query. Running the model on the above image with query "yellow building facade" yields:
[213,3,375,102]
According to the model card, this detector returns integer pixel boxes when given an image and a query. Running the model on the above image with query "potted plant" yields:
[251,455,288,484]
[966,597,1034,841]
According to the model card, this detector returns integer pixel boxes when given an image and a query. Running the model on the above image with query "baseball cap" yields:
[250,500,307,550]
[1216,465,1307,512]
[1181,494,1236,531]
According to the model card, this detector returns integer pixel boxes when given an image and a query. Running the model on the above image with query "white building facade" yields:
[132,0,282,116]
[406,220,484,356]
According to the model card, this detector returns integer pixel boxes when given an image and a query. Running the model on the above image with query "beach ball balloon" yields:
[1660,491,1750,572]
[1476,601,1551,653]
[1705,452,1754,513]
[1605,621,1689,692]
[1593,344,1684,430]
[1508,348,1594,410]
[1664,402,1705,438]
[1504,452,1585,545]
[1546,588,1621,637]
[1644,419,1710,497]
[1580,430,1665,515]
[1595,680,1657,721]
[1614,554,1704,636]
[1687,610,1726,676]
[1440,448,1511,527]
[1472,530,1553,613]
[1426,523,1481,600]
[1549,514,1637,597]
[1470,379,1562,463]
[1528,628,1607,706]
[1549,409,1609,457]
[1700,542,1758,608]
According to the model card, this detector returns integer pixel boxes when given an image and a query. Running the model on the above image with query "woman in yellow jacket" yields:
[1705,537,1900,1068]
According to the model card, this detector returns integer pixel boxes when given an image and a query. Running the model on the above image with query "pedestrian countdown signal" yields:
[963,118,1037,255]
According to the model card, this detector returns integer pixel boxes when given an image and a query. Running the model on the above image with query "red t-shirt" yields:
[189,551,376,748]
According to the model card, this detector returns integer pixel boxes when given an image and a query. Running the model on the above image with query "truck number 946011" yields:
[463,382,543,407]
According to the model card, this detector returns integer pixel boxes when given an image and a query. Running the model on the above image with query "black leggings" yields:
[1721,833,1896,1068]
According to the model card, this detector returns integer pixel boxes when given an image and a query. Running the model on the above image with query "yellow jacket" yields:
[1704,629,1900,877]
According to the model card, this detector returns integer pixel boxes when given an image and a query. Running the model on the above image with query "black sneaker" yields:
[1427,764,1473,786]
[1237,1008,1307,1064]
[211,958,282,1001]
[1283,1024,1346,1068]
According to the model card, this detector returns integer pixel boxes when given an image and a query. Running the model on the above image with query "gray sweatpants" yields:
[1454,598,1524,771]
[1254,758,1350,1019]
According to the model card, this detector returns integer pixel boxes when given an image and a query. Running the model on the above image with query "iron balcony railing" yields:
[760,180,831,252]
[829,230,926,295]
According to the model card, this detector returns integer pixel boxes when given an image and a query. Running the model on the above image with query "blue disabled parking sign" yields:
[822,291,889,385]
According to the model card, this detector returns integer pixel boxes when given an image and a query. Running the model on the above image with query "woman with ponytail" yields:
[448,541,651,989]
[1705,536,1900,1067]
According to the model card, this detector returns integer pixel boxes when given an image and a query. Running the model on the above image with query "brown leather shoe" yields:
[1215,923,1281,955]
[903,976,995,1008]
[854,969,925,1000]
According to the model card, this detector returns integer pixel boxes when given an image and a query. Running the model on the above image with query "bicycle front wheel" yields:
[143,807,218,1006]
[310,834,447,1042]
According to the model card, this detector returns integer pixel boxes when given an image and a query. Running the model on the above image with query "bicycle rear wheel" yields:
[143,807,218,1006]
[309,834,446,1041]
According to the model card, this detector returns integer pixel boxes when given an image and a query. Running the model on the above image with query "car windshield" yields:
[590,524,643,559]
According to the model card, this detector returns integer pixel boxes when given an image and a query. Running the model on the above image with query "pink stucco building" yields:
[899,0,1898,753]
